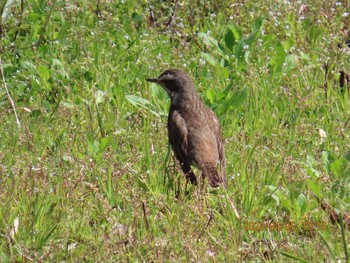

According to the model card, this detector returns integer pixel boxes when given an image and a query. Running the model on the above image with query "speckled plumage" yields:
[147,69,226,188]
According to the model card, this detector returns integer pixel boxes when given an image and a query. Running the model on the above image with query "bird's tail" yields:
[202,163,226,188]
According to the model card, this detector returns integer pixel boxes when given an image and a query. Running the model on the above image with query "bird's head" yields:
[147,69,196,98]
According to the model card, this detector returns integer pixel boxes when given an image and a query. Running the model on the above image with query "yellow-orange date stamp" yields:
[243,220,327,232]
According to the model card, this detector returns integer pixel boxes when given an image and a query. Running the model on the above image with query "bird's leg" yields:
[186,170,197,185]
[200,171,206,191]
[179,161,197,185]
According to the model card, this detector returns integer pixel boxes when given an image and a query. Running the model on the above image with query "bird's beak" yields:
[146,78,159,83]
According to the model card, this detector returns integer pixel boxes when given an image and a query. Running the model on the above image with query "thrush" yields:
[147,69,226,188]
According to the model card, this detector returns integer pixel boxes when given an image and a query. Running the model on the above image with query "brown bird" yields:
[147,69,226,188]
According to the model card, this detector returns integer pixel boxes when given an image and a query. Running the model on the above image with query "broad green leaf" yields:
[281,199,291,211]
[37,64,50,82]
[21,61,36,72]
[283,54,298,73]
[227,25,241,42]
[304,154,320,178]
[126,94,151,107]
[252,16,264,31]
[52,58,69,79]
[198,33,226,57]
[230,87,248,108]
[150,83,167,100]
[224,27,235,52]
[307,179,321,198]
[206,88,215,104]
[331,157,347,177]
[269,42,287,73]
[297,193,307,215]
[244,29,260,46]
[88,139,99,156]
[233,40,245,64]
[198,32,219,49]
[125,94,161,117]
[322,150,331,174]
[99,137,112,154]
[271,194,280,206]
[282,38,295,51]
[201,52,221,68]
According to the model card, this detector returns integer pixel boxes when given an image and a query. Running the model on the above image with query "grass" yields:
[0,0,349,261]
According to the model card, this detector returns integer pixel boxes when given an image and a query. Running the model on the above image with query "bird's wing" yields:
[168,110,188,162]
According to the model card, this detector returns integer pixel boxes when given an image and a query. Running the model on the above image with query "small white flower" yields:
[9,217,19,239]
[319,128,327,144]
[206,250,215,257]
[68,243,77,251]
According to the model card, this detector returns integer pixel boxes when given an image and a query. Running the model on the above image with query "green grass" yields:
[0,0,349,261]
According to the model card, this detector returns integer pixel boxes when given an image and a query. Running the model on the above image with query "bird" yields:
[146,69,226,188]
